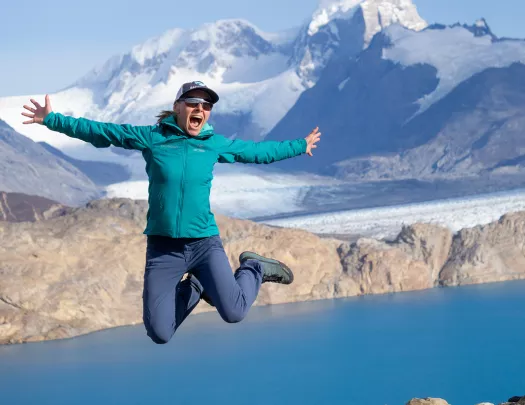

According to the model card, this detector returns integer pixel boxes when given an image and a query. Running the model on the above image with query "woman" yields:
[21,81,322,344]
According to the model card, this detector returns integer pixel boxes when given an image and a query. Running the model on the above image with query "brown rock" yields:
[394,223,453,284]
[336,222,453,296]
[0,191,67,222]
[216,215,343,305]
[2,197,525,344]
[0,199,345,344]
[406,398,450,405]
[440,212,525,286]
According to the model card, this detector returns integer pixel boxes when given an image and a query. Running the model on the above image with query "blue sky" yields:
[2,0,524,97]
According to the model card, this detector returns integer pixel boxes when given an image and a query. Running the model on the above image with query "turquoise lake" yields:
[1,281,524,405]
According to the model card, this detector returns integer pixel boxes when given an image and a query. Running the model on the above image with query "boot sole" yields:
[239,251,294,284]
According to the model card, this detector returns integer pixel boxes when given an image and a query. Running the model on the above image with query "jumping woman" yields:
[21,81,322,344]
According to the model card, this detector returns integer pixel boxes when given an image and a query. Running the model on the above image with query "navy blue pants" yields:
[142,235,264,344]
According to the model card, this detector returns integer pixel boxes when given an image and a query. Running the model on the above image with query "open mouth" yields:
[189,115,203,130]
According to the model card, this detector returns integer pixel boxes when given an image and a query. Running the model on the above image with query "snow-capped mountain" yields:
[308,0,426,41]
[266,19,525,179]
[72,19,301,135]
[0,0,427,146]
[291,0,426,86]
[2,0,525,216]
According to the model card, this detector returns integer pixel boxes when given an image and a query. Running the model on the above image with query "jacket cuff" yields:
[42,111,57,128]
[300,138,307,154]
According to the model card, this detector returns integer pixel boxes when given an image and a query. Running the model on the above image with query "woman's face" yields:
[173,90,213,136]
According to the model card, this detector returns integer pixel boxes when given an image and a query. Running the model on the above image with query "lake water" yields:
[1,281,524,405]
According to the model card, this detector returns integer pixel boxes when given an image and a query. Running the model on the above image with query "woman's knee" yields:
[219,308,247,324]
[144,319,175,344]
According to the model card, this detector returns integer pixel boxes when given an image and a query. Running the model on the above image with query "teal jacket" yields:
[43,112,307,238]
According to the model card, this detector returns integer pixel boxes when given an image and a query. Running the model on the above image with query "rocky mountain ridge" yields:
[1,197,525,344]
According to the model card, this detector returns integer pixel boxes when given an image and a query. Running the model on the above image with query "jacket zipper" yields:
[177,139,187,237]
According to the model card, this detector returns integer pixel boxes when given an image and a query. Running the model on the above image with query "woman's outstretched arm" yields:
[22,95,153,151]
[217,127,322,164]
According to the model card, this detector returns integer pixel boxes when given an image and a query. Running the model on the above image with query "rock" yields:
[216,215,343,305]
[394,223,453,284]
[500,396,525,404]
[0,198,345,344]
[440,212,525,286]
[0,191,67,222]
[337,237,434,295]
[2,197,525,344]
[406,398,450,405]
[336,223,453,295]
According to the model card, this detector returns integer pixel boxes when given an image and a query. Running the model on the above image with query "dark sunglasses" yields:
[181,97,213,111]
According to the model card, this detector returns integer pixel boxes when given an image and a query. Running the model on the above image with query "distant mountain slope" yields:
[333,63,525,180]
[266,22,525,180]
[0,120,101,205]
[38,142,130,186]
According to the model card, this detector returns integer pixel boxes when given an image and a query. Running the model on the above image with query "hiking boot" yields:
[239,251,294,284]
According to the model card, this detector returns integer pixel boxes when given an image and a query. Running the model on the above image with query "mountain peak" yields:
[309,0,427,41]
[444,18,496,40]
[470,18,496,38]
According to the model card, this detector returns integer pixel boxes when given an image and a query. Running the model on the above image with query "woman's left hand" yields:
[305,127,321,157]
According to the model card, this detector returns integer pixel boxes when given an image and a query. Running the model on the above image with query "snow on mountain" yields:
[292,0,427,87]
[383,22,525,114]
[0,1,429,144]
[4,0,524,219]
[70,18,303,135]
[263,188,525,240]
[105,165,342,218]
[310,0,426,42]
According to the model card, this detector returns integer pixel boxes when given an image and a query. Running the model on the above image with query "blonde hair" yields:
[156,109,176,124]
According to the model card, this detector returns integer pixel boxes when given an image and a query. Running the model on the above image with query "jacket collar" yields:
[159,115,215,139]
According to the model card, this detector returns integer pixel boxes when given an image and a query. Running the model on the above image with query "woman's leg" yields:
[142,236,203,344]
[188,235,264,323]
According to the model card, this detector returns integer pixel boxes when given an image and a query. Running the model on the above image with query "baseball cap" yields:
[175,81,219,104]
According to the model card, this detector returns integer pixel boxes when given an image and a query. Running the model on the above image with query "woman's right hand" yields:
[21,94,53,125]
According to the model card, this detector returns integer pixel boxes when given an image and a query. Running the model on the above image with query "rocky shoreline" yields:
[1,198,525,344]
[407,395,525,405]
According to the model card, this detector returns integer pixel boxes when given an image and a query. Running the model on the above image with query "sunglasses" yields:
[180,97,214,111]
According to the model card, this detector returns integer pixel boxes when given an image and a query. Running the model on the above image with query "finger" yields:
[45,94,52,111]
[21,112,34,118]
[30,98,42,109]
[22,119,34,124]
[23,104,36,112]
[311,127,319,134]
